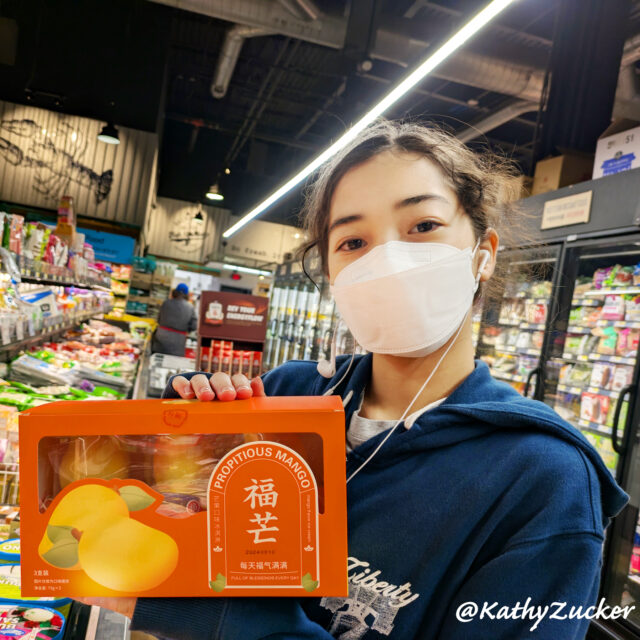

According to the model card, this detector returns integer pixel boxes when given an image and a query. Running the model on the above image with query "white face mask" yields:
[330,240,490,357]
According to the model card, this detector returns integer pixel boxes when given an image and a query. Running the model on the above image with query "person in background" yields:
[151,283,197,356]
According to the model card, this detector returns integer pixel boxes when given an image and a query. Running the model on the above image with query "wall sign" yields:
[78,226,136,265]
[199,291,268,342]
[541,190,592,230]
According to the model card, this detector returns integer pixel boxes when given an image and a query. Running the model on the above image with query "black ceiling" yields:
[1,0,640,227]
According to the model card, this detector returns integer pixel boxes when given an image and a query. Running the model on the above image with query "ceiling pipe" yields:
[155,0,640,120]
[277,0,320,21]
[456,100,538,143]
[211,25,271,99]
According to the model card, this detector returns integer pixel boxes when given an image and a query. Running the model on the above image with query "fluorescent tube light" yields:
[222,264,272,276]
[222,0,516,238]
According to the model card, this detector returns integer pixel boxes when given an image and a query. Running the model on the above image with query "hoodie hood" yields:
[315,353,629,523]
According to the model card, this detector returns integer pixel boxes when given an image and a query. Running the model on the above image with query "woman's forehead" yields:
[329,150,457,221]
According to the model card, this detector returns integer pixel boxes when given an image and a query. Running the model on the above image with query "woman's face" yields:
[327,150,497,283]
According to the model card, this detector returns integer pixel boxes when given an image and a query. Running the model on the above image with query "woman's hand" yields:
[74,597,137,619]
[171,372,266,402]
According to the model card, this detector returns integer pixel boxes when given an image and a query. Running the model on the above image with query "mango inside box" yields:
[19,396,348,598]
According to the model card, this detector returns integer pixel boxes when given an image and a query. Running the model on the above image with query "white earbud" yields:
[317,328,338,378]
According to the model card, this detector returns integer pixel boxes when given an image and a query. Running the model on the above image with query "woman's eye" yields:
[411,220,440,234]
[337,238,365,252]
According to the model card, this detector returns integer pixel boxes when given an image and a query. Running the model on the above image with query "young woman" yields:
[91,120,628,639]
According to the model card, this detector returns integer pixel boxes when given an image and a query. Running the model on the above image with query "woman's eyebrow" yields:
[328,214,362,233]
[396,193,450,208]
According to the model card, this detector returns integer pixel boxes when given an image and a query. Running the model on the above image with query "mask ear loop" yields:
[346,244,490,484]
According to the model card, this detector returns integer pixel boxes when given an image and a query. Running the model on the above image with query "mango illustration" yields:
[210,573,226,592]
[59,436,129,488]
[302,572,319,592]
[78,517,179,592]
[39,485,129,570]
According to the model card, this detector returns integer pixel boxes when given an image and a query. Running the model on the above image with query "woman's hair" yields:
[299,119,524,301]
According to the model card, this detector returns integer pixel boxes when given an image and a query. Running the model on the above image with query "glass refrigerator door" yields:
[478,245,561,398]
[542,238,640,480]
[560,236,640,637]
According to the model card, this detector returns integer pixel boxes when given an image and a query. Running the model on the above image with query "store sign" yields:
[78,226,135,264]
[541,191,592,230]
[199,291,268,342]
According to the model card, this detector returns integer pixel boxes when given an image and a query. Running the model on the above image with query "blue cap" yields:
[176,283,189,295]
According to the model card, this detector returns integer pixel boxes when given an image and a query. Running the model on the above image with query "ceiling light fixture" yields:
[193,211,204,223]
[97,123,120,145]
[206,182,224,201]
[222,264,272,276]
[222,0,516,239]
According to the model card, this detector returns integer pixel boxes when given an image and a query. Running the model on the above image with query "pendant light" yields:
[98,122,120,145]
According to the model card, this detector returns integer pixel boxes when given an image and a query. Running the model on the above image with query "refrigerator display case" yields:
[477,244,561,398]
[263,257,364,371]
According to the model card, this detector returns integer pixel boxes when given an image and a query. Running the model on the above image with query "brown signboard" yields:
[199,291,268,342]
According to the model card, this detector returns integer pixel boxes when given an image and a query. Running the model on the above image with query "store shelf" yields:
[595,319,640,329]
[0,306,113,353]
[519,322,546,330]
[570,418,613,437]
[496,321,545,330]
[571,298,602,307]
[566,326,593,335]
[582,288,640,297]
[504,294,549,302]
[495,346,541,357]
[556,383,621,398]
[17,255,111,290]
[490,369,527,383]
[561,352,636,365]
[628,574,640,588]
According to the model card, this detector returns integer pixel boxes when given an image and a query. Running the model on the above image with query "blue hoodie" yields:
[131,354,628,640]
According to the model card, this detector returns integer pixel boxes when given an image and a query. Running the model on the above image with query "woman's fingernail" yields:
[237,385,251,392]
[182,385,194,396]
[222,386,235,394]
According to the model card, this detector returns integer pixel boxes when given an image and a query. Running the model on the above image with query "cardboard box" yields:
[531,153,594,196]
[593,120,640,179]
[20,397,347,598]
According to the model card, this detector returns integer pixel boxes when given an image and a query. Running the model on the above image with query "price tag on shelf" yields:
[578,355,589,361]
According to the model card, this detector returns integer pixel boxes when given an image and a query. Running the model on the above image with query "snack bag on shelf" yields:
[251,351,263,376]
[612,266,634,287]
[8,215,24,255]
[515,332,531,350]
[20,397,348,598]
[531,331,544,351]
[625,296,640,322]
[611,365,634,392]
[564,336,583,356]
[558,364,573,385]
[580,392,605,423]
[569,307,585,325]
[573,277,594,297]
[593,267,614,290]
[595,326,618,355]
[601,295,626,321]
[583,306,603,326]
[567,363,593,387]
[634,264,640,287]
[617,329,640,358]
[526,300,548,324]
[589,363,613,390]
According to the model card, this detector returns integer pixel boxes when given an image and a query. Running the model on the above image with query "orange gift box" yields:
[19,396,348,598]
